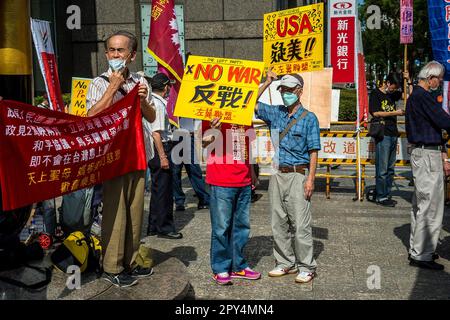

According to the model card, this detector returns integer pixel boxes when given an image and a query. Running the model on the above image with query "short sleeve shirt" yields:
[256,102,321,166]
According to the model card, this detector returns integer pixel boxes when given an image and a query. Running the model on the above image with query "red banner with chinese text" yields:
[330,17,355,83]
[0,85,146,211]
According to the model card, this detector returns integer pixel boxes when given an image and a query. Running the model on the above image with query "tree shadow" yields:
[394,214,450,299]
[243,227,327,268]
[174,207,196,234]
[151,247,198,268]
[0,264,50,300]
[393,223,410,252]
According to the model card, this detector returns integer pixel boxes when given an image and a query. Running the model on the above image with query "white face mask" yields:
[108,53,131,71]
[429,85,439,92]
[108,58,126,71]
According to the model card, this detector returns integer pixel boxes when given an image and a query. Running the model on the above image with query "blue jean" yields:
[209,185,251,274]
[145,168,150,192]
[172,135,210,206]
[41,199,56,235]
[375,135,397,201]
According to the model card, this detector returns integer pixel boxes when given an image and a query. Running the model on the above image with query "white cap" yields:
[276,74,304,89]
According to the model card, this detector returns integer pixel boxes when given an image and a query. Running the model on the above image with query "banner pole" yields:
[404,44,408,107]
[268,86,273,105]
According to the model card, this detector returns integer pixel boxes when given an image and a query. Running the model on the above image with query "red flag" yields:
[30,18,65,112]
[0,85,146,210]
[357,20,369,125]
[157,65,181,127]
[148,0,184,127]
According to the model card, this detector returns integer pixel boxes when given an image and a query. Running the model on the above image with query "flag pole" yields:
[355,10,362,201]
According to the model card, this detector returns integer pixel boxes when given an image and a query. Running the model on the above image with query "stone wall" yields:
[182,0,277,61]
[139,0,278,61]
[58,0,311,89]
[68,0,142,79]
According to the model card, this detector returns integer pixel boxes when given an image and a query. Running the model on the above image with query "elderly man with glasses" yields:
[255,70,321,284]
[405,61,450,271]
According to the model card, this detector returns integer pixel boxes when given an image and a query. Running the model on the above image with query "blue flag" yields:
[428,1,450,80]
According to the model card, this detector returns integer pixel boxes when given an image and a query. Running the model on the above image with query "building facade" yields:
[1,0,318,100]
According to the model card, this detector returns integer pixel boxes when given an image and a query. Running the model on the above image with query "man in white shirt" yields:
[86,31,156,287]
[147,73,183,240]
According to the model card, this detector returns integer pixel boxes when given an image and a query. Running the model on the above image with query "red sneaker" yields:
[231,267,261,280]
[213,272,233,285]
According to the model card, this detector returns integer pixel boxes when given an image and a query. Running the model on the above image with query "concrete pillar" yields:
[0,0,33,103]
[0,0,32,75]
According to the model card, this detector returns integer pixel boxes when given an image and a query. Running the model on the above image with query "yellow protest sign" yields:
[69,77,92,117]
[174,56,265,126]
[263,3,324,75]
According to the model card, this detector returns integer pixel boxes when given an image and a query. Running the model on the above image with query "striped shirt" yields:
[86,68,152,110]
[86,68,155,161]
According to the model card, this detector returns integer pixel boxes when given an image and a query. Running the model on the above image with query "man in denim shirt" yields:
[255,70,321,284]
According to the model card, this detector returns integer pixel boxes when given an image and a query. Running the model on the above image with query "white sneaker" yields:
[295,271,315,283]
[268,266,298,277]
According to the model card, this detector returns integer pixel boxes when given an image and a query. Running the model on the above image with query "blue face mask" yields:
[282,92,299,106]
[108,58,126,71]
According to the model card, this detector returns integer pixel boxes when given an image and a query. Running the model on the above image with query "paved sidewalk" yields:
[2,169,449,300]
[142,174,450,300]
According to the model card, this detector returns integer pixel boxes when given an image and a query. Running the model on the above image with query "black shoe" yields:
[376,199,396,207]
[197,204,209,210]
[387,198,397,205]
[409,258,444,270]
[408,253,439,261]
[251,193,262,203]
[175,205,185,211]
[103,272,139,288]
[158,231,183,239]
[130,266,154,278]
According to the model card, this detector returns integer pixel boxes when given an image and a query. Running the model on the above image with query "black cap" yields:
[150,73,175,90]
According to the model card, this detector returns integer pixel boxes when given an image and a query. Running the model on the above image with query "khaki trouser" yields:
[101,171,145,274]
[269,172,317,273]
[409,147,444,261]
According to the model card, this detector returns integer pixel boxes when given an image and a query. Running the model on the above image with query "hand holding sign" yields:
[264,67,278,85]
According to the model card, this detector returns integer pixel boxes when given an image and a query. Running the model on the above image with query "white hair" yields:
[417,61,445,79]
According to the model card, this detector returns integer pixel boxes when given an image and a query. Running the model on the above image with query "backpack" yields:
[60,185,103,235]
[50,231,102,274]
